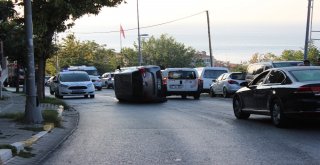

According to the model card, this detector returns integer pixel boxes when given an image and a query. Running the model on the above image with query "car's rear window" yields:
[60,73,90,82]
[273,62,302,68]
[290,69,320,82]
[230,73,246,80]
[203,70,228,79]
[168,71,196,79]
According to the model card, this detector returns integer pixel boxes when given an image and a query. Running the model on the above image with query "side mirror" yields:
[240,82,248,87]
[212,79,216,83]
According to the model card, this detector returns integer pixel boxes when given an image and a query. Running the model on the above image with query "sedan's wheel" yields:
[271,99,288,128]
[209,88,216,97]
[233,96,250,119]
[193,93,200,100]
[84,94,88,98]
[223,88,229,98]
[181,95,187,99]
[90,95,95,98]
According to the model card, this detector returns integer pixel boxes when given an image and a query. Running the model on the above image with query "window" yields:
[203,70,228,79]
[290,69,320,82]
[265,70,286,84]
[60,73,90,82]
[230,73,246,80]
[168,71,196,79]
[251,71,269,86]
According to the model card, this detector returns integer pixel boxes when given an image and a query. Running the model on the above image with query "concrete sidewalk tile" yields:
[0,149,12,164]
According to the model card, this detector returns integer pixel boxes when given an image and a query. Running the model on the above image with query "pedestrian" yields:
[315,57,320,66]
[303,59,311,66]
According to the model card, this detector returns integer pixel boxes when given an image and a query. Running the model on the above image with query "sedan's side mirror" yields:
[240,82,248,87]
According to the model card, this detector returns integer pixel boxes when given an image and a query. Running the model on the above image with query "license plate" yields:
[170,85,182,89]
[72,90,84,94]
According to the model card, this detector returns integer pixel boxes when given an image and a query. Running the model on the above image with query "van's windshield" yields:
[168,71,196,79]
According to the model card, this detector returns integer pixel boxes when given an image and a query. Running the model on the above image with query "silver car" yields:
[209,72,246,98]
[49,71,95,99]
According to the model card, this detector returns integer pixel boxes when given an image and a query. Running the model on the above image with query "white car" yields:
[101,72,114,89]
[90,75,103,90]
[49,71,95,99]
[162,68,202,99]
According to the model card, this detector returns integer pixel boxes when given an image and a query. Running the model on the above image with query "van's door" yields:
[167,70,198,91]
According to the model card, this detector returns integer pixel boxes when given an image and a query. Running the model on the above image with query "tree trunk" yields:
[37,53,45,100]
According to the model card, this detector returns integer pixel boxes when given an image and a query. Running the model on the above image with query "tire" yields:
[223,87,229,98]
[271,99,288,128]
[97,87,102,91]
[90,95,95,98]
[181,95,187,99]
[84,94,88,98]
[209,88,216,97]
[193,93,200,100]
[233,96,250,119]
[50,88,54,95]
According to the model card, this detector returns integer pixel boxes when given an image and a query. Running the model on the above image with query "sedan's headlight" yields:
[87,83,94,88]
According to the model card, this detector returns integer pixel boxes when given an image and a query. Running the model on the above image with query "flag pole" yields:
[120,25,122,53]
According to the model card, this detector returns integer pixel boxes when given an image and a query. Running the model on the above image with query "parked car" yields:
[90,76,103,90]
[101,72,114,89]
[49,71,95,99]
[196,67,229,93]
[245,61,303,83]
[233,66,320,127]
[45,76,54,87]
[162,68,202,99]
[114,65,166,102]
[209,72,247,98]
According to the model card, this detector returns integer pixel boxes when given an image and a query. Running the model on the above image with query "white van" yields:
[162,68,202,99]
[196,67,229,93]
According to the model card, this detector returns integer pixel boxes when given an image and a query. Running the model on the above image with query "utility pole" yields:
[24,0,43,123]
[206,10,214,67]
[0,41,3,99]
[137,0,142,66]
[304,0,313,60]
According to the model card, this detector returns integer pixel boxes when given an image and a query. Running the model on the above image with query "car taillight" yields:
[163,77,167,85]
[138,68,146,77]
[296,86,320,93]
[228,80,238,84]
[198,78,203,85]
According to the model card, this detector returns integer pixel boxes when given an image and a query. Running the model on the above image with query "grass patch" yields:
[17,150,36,158]
[0,112,25,121]
[19,126,44,132]
[42,110,61,127]
[40,97,69,110]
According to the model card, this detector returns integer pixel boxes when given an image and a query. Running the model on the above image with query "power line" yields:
[71,10,207,34]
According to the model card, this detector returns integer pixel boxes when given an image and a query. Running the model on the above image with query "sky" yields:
[59,0,320,64]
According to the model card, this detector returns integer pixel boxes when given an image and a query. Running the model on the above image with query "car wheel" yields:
[193,93,200,100]
[84,94,88,98]
[50,88,54,95]
[223,88,229,98]
[209,88,216,97]
[271,99,288,128]
[97,87,102,91]
[54,90,59,98]
[90,95,95,98]
[181,95,187,99]
[233,95,250,119]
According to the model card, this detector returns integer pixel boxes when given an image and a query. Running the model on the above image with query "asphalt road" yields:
[42,89,320,165]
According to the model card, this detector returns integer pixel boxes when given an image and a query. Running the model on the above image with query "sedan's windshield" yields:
[290,69,320,82]
[60,73,90,82]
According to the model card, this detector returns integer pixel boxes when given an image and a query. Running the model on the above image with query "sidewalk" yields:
[0,88,79,165]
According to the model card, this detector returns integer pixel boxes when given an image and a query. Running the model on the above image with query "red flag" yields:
[120,25,125,39]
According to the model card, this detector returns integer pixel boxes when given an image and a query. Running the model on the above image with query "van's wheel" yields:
[223,88,229,98]
[90,95,95,98]
[233,95,250,119]
[194,93,200,100]
[271,99,288,128]
[181,95,187,99]
[84,94,88,98]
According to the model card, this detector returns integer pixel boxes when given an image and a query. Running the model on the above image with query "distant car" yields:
[101,72,114,89]
[233,66,320,127]
[162,68,202,99]
[90,75,102,91]
[114,65,166,102]
[196,67,229,93]
[49,71,95,99]
[209,72,247,98]
[245,61,303,83]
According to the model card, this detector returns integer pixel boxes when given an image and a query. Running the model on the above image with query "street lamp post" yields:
[137,0,142,66]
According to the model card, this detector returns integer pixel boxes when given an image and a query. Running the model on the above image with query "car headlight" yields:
[87,84,93,88]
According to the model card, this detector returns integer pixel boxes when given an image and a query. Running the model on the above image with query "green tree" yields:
[141,34,198,68]
[25,0,125,99]
[279,50,303,61]
[49,34,116,75]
